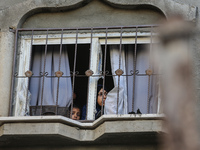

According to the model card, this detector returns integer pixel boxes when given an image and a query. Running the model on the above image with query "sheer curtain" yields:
[105,44,157,114]
[105,45,128,115]
[126,45,149,114]
[29,45,73,108]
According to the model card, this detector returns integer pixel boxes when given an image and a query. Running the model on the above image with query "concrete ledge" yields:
[0,115,165,140]
[0,115,165,147]
[0,114,164,129]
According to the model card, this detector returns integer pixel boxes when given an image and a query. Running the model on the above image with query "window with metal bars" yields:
[10,25,160,120]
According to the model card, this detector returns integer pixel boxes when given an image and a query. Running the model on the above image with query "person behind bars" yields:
[70,104,81,120]
[81,85,107,120]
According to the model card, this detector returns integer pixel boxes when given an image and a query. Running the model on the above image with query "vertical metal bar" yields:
[37,45,43,106]
[25,30,34,116]
[55,29,64,115]
[132,27,138,112]
[34,44,43,115]
[40,30,49,115]
[70,29,79,118]
[147,77,151,113]
[147,27,153,113]
[9,29,19,116]
[86,28,93,120]
[117,27,123,115]
[101,28,108,116]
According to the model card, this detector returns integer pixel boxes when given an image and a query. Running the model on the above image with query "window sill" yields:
[0,114,165,147]
[0,114,164,128]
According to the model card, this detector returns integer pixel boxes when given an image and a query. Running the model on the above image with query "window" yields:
[11,25,160,120]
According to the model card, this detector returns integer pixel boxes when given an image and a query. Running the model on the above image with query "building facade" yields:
[0,0,199,149]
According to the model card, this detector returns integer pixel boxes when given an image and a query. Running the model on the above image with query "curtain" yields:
[105,45,128,115]
[105,44,157,114]
[29,45,72,107]
[126,45,149,114]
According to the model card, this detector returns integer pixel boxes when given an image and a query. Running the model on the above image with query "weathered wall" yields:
[0,0,26,10]
[0,32,14,117]
[21,0,164,28]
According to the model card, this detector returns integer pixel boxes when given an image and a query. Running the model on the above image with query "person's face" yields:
[71,108,80,120]
[97,88,107,106]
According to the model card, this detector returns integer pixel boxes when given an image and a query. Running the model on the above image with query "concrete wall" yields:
[0,0,26,10]
[21,0,165,28]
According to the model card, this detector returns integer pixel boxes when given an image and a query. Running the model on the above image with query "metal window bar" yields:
[55,29,64,115]
[132,27,138,113]
[70,29,79,118]
[10,25,159,119]
[147,27,153,113]
[116,27,123,115]
[40,30,49,115]
[101,28,108,116]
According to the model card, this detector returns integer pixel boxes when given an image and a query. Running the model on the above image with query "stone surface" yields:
[0,31,15,117]
[0,115,164,148]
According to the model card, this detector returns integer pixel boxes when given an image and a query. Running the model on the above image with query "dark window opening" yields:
[67,44,89,109]
[100,45,114,92]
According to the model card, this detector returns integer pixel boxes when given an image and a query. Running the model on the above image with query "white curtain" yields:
[105,45,128,115]
[105,44,157,114]
[126,45,149,114]
[29,45,73,107]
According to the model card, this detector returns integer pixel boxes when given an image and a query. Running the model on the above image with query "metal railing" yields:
[10,25,159,120]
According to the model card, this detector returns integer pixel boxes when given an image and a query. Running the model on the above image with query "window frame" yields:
[12,27,160,120]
